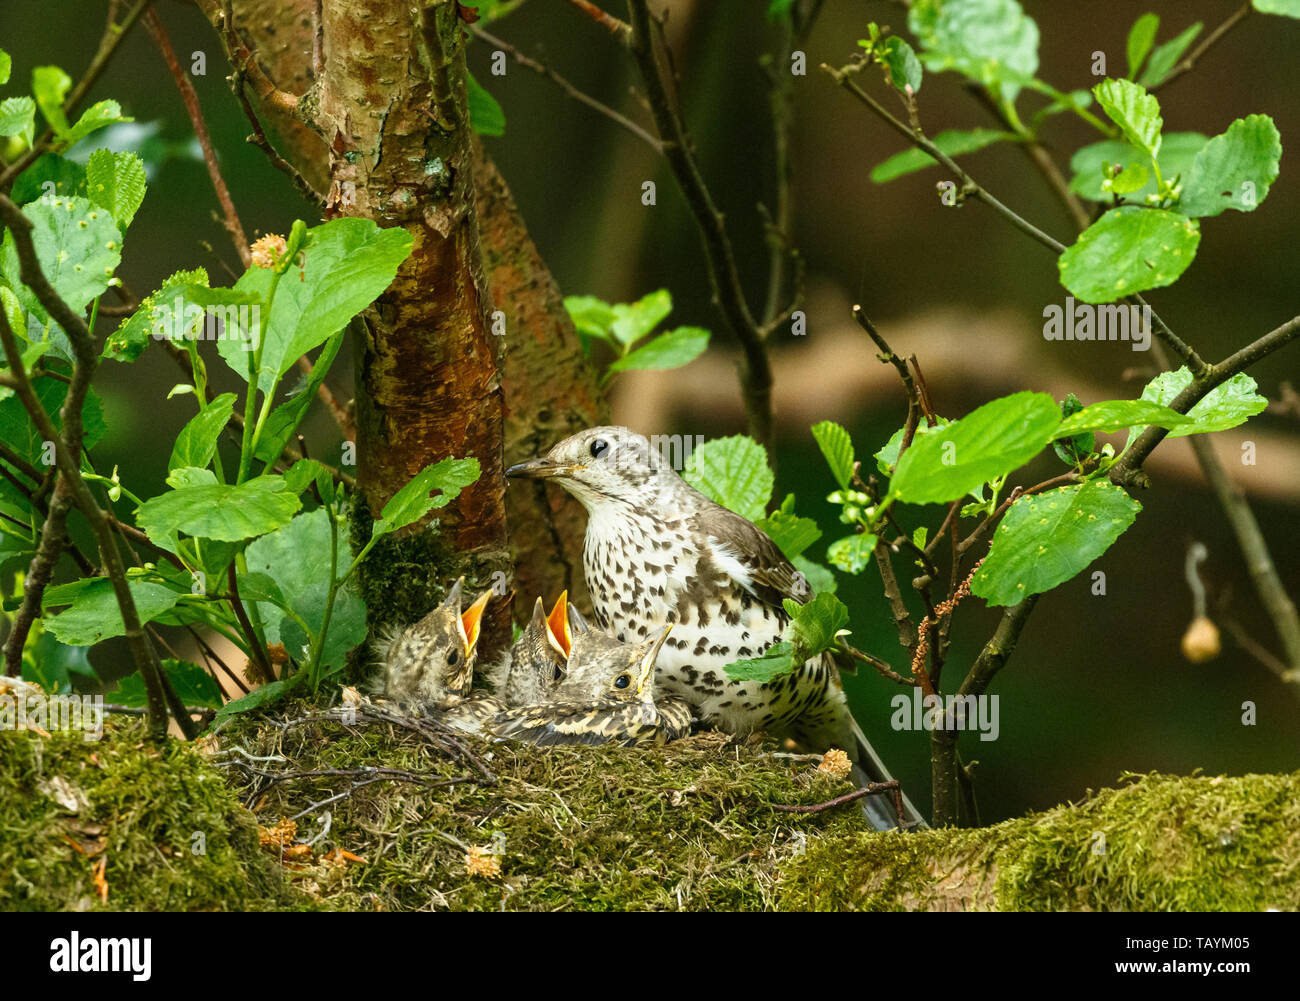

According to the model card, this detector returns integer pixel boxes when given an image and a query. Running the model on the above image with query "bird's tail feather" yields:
[845,712,928,831]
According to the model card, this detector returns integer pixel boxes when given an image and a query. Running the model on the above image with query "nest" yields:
[206,698,869,911]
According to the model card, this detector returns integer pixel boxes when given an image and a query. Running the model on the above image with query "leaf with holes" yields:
[972,481,1141,606]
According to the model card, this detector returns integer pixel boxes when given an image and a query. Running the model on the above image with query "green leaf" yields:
[1138,368,1268,437]
[1126,13,1160,79]
[21,625,96,693]
[724,640,797,683]
[371,457,481,539]
[606,325,709,372]
[0,96,36,147]
[1179,115,1281,218]
[0,376,106,463]
[1054,399,1195,437]
[83,149,147,230]
[683,435,773,522]
[106,659,223,709]
[1069,132,1207,203]
[1050,395,1190,434]
[32,65,72,136]
[168,393,236,472]
[0,48,10,86]
[283,458,334,500]
[784,591,851,662]
[1058,207,1199,303]
[10,153,86,205]
[871,128,1014,183]
[1109,163,1150,195]
[135,476,301,544]
[908,0,1039,102]
[827,532,876,574]
[563,295,618,342]
[467,71,506,137]
[102,269,247,363]
[213,674,304,723]
[874,419,953,476]
[45,577,184,645]
[754,494,821,560]
[1093,78,1162,157]
[880,37,923,93]
[610,289,672,346]
[251,330,344,465]
[1253,0,1300,15]
[971,481,1141,606]
[167,466,218,489]
[890,392,1060,505]
[1052,394,1093,466]
[244,508,367,673]
[63,99,131,147]
[218,218,413,392]
[22,194,122,316]
[810,420,855,489]
[1138,22,1203,88]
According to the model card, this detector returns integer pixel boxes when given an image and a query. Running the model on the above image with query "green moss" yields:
[216,705,868,911]
[779,771,1300,911]
[0,723,302,911]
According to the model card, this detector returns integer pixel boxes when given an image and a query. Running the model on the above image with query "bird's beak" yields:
[637,625,672,695]
[546,590,572,658]
[439,577,465,612]
[506,458,583,479]
[459,588,492,655]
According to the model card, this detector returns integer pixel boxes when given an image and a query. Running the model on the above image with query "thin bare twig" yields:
[144,8,250,266]
[1151,3,1253,93]
[470,24,661,151]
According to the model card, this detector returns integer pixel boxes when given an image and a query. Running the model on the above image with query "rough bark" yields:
[195,1,620,652]
[473,145,606,616]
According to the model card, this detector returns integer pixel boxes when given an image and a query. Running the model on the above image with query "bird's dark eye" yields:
[614,674,631,690]
[590,438,609,459]
[553,666,563,681]
[448,650,459,666]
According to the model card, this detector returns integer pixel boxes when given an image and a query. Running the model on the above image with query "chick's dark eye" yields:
[614,674,631,690]
[553,667,563,681]
[447,650,459,666]
[589,438,609,459]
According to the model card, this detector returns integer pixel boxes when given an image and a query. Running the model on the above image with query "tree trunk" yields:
[197,0,604,640]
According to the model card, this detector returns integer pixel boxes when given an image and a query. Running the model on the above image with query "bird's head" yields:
[506,426,669,511]
[380,578,491,702]
[512,593,572,688]
[557,624,672,703]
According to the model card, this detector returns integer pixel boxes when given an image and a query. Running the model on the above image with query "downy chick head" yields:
[379,578,492,703]
[503,594,570,705]
[553,625,672,704]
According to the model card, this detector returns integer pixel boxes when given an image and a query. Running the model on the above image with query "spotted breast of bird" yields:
[508,426,924,830]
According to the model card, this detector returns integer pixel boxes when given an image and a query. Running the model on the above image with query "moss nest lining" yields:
[213,701,870,911]
[0,722,300,911]
[5,707,1297,911]
[781,770,1300,911]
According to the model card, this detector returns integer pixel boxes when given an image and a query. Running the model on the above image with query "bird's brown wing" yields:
[492,701,636,747]
[688,500,858,674]
[687,501,808,609]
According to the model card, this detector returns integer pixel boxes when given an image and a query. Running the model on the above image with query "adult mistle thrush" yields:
[508,426,923,829]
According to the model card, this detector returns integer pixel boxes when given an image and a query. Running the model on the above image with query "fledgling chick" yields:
[375,578,492,706]
[492,626,693,748]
